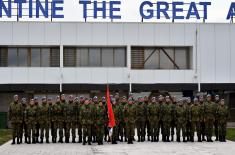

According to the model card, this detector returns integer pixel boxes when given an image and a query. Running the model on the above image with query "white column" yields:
[60,45,63,92]
[127,45,132,93]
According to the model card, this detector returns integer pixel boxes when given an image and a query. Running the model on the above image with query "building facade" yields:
[0,22,235,122]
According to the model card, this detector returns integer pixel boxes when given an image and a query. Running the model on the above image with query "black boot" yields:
[72,137,76,143]
[223,136,226,142]
[191,136,194,142]
[25,137,27,143]
[27,138,31,144]
[202,135,206,141]
[127,139,133,144]
[19,137,22,144]
[11,138,15,145]
[215,135,219,141]
[65,137,69,143]
[167,136,170,142]
[171,135,174,141]
[151,136,154,142]
[112,138,117,144]
[138,136,140,142]
[148,136,150,141]
[198,136,202,142]
[46,138,49,143]
[58,137,63,143]
[207,136,210,142]
[78,137,82,143]
[120,136,123,142]
[141,136,144,142]
[183,136,186,142]
[32,138,36,144]
[17,138,20,144]
[35,138,39,143]
[40,138,43,143]
[83,140,86,145]
[88,140,91,145]
[177,136,180,142]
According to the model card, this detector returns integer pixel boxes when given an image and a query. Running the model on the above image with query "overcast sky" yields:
[0,0,234,23]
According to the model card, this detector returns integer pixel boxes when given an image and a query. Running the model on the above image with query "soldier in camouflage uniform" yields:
[162,96,172,142]
[95,100,107,145]
[52,96,64,143]
[77,96,85,143]
[217,99,229,142]
[199,95,206,141]
[170,96,177,141]
[176,99,187,142]
[64,95,74,143]
[147,97,160,142]
[123,98,136,144]
[136,96,146,142]
[20,98,27,143]
[9,95,23,144]
[112,98,121,144]
[185,97,192,142]
[214,95,220,141]
[144,96,150,141]
[34,97,40,143]
[25,99,36,144]
[80,99,94,145]
[47,98,54,142]
[158,95,164,141]
[119,96,127,142]
[92,96,99,143]
[191,98,201,142]
[71,97,79,143]
[60,94,67,142]
[204,94,216,142]
[39,97,50,143]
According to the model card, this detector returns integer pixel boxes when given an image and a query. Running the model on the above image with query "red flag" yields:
[106,85,116,128]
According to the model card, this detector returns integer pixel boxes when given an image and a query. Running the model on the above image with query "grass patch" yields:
[227,128,235,142]
[0,129,12,145]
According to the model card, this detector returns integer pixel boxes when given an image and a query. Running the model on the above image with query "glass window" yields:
[114,48,126,67]
[8,48,18,67]
[31,48,41,67]
[41,48,50,67]
[64,48,76,67]
[144,48,159,69]
[102,48,113,67]
[160,49,174,69]
[175,48,188,69]
[0,48,7,67]
[50,48,60,67]
[78,48,89,66]
[89,48,101,66]
[18,48,28,67]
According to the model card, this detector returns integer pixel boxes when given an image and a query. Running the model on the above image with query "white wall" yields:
[0,22,234,85]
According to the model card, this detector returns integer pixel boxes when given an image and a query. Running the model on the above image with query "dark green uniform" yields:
[34,102,40,143]
[158,101,164,141]
[39,102,50,143]
[199,100,206,141]
[52,101,64,143]
[185,103,192,141]
[147,101,160,142]
[214,100,220,141]
[9,101,23,144]
[204,101,216,142]
[162,102,172,142]
[176,104,186,142]
[112,103,121,143]
[64,101,74,143]
[136,101,146,142]
[48,102,54,142]
[119,100,127,142]
[217,104,229,142]
[20,101,27,143]
[25,104,36,144]
[95,103,107,145]
[170,102,177,141]
[123,102,136,144]
[191,104,201,142]
[80,103,94,145]
[71,100,79,143]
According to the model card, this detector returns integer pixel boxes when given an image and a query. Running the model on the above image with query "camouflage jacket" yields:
[25,105,36,124]
[8,102,23,123]
[217,105,229,124]
[123,104,136,124]
[80,104,94,125]
[147,102,160,122]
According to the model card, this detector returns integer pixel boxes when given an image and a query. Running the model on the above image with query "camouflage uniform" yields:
[176,102,187,142]
[158,100,164,141]
[71,98,79,143]
[95,102,107,145]
[80,102,94,145]
[191,100,201,142]
[147,98,160,142]
[119,99,127,142]
[52,101,64,143]
[64,100,74,143]
[39,100,50,143]
[199,98,206,141]
[9,100,23,144]
[217,100,229,142]
[34,100,40,143]
[48,100,54,142]
[20,99,27,143]
[123,100,136,144]
[214,96,220,141]
[162,101,172,142]
[185,99,192,142]
[144,97,150,141]
[112,101,121,144]
[170,99,177,141]
[136,100,146,142]
[25,103,36,144]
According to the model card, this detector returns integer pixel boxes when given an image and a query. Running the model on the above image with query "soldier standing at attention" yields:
[204,94,216,142]
[64,95,74,143]
[60,94,67,141]
[77,96,85,143]
[34,97,40,143]
[80,99,93,145]
[199,95,206,141]
[214,95,220,141]
[39,97,50,143]
[120,96,127,142]
[9,95,23,144]
[217,99,229,142]
[71,97,79,143]
[176,100,187,142]
[92,96,99,143]
[136,96,146,142]
[147,97,160,142]
[158,95,164,141]
[20,98,28,143]
[25,99,36,144]
[112,98,121,144]
[191,98,201,142]
[144,96,150,141]
[170,96,177,141]
[185,97,192,142]
[47,98,54,143]
[52,96,64,143]
[123,98,136,144]
[95,100,107,145]
[162,96,172,142]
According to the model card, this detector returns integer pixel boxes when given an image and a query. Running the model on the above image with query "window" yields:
[0,47,60,67]
[131,47,191,70]
[64,47,127,67]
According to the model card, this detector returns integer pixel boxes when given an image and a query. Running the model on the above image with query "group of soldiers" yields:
[8,93,229,145]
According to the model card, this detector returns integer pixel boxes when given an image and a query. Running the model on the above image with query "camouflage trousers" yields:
[96,124,104,142]
[11,122,21,139]
[136,119,145,137]
[205,118,214,137]
[126,122,135,140]
[191,121,201,137]
[218,121,227,137]
[26,122,35,141]
[40,121,50,139]
[149,119,159,137]
[176,122,186,138]
[163,120,171,136]
[65,122,72,138]
[82,124,92,142]
[53,121,64,139]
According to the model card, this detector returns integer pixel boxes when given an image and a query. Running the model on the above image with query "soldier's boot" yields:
[167,136,170,142]
[92,136,96,143]
[151,136,154,142]
[141,136,145,142]
[198,136,202,142]
[40,138,43,143]
[72,137,76,143]
[11,138,15,145]
[156,136,159,142]
[25,136,27,143]
[88,138,92,145]
[46,138,49,143]
[191,136,194,142]
[202,135,206,141]
[154,136,157,142]
[17,138,20,144]
[215,135,219,141]
[32,138,36,144]
[127,139,133,144]
[78,137,82,143]
[65,137,69,143]
[187,136,190,142]
[19,137,22,144]
[183,136,186,142]
[148,136,150,141]
[112,138,117,144]
[83,140,86,145]
[177,136,180,142]
[35,137,39,143]
[162,135,165,142]
[210,137,213,142]
[120,136,123,142]
[58,137,63,143]
[27,138,31,144]
[206,136,210,142]
[124,137,127,142]
[171,135,174,141]
[138,136,141,142]
[223,136,226,142]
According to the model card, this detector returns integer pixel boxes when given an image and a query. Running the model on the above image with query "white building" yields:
[0,22,235,124]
